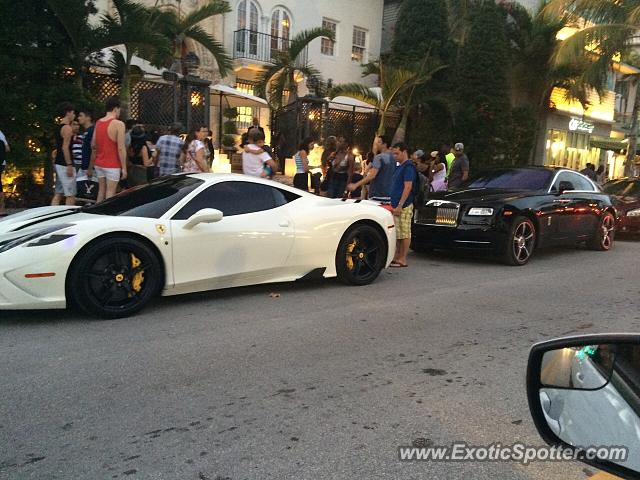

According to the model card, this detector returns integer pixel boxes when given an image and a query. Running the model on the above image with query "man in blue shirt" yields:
[346,135,395,200]
[390,142,416,268]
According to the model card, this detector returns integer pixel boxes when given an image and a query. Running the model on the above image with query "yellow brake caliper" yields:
[130,253,145,295]
[346,239,357,271]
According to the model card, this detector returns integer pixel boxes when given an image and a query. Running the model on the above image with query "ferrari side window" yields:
[173,181,288,220]
[273,188,300,207]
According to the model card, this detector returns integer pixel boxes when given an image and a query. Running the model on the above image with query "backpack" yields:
[413,166,427,207]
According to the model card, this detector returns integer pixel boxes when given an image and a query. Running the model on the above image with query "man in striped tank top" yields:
[88,97,127,202]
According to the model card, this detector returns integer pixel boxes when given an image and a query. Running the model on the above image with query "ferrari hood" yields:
[0,207,86,234]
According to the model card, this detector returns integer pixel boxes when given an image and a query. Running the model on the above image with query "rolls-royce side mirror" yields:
[527,334,640,479]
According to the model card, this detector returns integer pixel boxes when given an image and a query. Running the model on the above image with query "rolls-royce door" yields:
[549,171,598,242]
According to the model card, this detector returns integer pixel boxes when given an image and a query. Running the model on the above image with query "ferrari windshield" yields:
[83,176,203,218]
[603,179,640,197]
[462,169,554,191]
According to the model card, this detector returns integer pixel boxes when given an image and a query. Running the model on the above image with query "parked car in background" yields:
[412,167,616,265]
[602,178,640,235]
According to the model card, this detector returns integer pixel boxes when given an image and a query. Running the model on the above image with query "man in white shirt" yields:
[0,129,9,216]
[242,130,276,177]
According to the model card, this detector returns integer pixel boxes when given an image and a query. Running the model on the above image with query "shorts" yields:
[95,166,121,182]
[54,164,77,197]
[394,204,414,240]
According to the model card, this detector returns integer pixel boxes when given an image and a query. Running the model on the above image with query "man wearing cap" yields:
[155,123,184,177]
[448,142,469,189]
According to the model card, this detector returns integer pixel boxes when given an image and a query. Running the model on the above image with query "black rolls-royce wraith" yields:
[411,167,616,265]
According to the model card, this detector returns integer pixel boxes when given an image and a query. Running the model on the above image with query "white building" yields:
[220,0,383,136]
[95,0,384,140]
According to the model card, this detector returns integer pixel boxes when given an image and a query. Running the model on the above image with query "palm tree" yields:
[543,0,640,175]
[46,0,106,90]
[330,57,445,143]
[505,1,597,162]
[255,28,334,110]
[99,0,170,118]
[148,0,232,77]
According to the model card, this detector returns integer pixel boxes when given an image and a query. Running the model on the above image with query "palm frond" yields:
[329,83,382,107]
[552,23,637,66]
[289,27,334,61]
[181,0,230,31]
[184,25,233,76]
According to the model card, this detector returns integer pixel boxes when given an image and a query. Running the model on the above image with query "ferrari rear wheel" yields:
[587,212,615,251]
[336,224,386,286]
[68,236,163,318]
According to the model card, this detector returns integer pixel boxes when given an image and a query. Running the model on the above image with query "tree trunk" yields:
[624,77,640,178]
[120,52,133,120]
[392,107,410,145]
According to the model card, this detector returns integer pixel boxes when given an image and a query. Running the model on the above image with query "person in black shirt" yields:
[51,102,77,206]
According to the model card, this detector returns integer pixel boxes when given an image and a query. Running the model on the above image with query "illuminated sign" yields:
[569,118,595,134]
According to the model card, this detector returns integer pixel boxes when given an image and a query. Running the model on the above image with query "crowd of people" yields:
[48,97,217,206]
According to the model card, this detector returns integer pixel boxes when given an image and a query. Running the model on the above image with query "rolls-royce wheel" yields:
[67,236,163,318]
[336,224,386,286]
[587,212,615,251]
[503,216,536,266]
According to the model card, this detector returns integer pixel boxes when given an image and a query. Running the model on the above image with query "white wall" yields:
[223,0,384,86]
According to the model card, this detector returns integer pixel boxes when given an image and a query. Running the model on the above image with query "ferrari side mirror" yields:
[183,208,223,230]
[526,334,640,479]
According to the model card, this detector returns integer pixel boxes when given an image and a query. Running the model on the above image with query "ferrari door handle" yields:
[279,220,290,227]
[553,199,571,204]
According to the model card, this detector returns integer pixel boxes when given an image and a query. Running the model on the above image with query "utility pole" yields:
[625,75,639,178]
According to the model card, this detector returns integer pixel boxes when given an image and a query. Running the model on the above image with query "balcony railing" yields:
[233,29,308,66]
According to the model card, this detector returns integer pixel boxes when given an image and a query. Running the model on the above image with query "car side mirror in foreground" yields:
[183,208,223,230]
[527,334,640,479]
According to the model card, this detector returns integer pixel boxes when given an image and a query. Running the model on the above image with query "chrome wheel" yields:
[588,212,616,251]
[512,221,535,263]
[600,214,615,250]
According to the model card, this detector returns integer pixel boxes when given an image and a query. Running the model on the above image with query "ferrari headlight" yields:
[627,208,640,217]
[468,207,494,216]
[0,225,73,254]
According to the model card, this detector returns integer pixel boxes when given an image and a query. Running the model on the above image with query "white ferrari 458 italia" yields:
[0,174,396,318]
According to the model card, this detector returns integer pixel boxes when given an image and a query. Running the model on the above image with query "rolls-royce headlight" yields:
[468,207,494,216]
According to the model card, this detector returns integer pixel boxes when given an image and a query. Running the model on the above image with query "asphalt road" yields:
[2,239,639,480]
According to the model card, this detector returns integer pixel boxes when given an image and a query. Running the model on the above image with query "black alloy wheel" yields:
[336,224,386,286]
[587,212,615,251]
[504,216,536,266]
[68,236,163,318]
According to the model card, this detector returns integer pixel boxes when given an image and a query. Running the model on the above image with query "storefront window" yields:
[544,129,601,171]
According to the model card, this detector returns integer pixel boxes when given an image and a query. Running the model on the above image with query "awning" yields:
[329,95,378,112]
[590,136,628,152]
[210,84,268,109]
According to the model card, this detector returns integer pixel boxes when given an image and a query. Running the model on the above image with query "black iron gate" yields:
[272,97,383,161]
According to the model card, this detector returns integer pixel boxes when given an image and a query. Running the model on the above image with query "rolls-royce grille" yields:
[415,202,460,227]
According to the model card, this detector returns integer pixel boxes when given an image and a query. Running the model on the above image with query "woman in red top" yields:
[88,97,127,202]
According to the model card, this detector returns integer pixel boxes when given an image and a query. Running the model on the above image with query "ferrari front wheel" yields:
[336,224,386,286]
[67,236,163,319]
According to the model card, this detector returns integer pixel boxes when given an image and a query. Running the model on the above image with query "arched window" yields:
[270,8,291,56]
[236,0,259,56]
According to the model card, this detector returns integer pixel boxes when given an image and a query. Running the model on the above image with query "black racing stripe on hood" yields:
[11,210,80,232]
